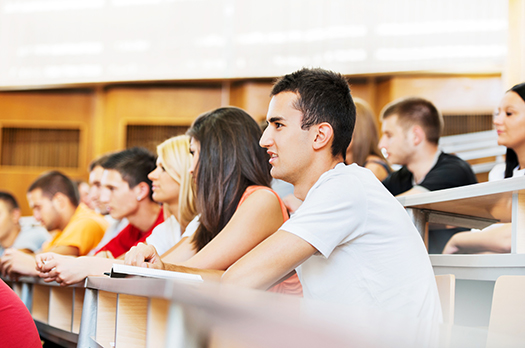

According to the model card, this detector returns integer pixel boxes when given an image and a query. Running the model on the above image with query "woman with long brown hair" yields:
[346,98,391,180]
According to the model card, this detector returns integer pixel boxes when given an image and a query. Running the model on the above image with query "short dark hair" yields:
[271,67,356,161]
[0,191,20,211]
[27,171,79,207]
[381,97,443,145]
[88,153,111,172]
[101,147,156,200]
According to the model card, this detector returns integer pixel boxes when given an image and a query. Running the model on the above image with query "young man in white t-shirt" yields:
[126,68,442,322]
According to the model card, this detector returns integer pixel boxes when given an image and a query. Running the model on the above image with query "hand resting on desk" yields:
[124,243,165,270]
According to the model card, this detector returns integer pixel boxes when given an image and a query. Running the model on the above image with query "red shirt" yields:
[97,208,164,258]
[0,280,42,348]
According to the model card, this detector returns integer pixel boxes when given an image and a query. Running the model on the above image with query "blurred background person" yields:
[345,98,391,181]
[0,191,50,256]
[443,82,525,254]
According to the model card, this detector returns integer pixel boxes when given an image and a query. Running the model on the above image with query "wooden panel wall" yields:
[375,76,503,115]
[0,90,94,215]
[506,0,525,88]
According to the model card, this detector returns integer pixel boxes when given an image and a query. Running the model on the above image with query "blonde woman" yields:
[146,135,197,255]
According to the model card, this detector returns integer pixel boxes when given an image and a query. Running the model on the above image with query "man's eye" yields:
[275,123,283,129]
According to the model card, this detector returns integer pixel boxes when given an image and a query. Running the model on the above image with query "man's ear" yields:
[52,192,70,210]
[11,208,21,224]
[134,182,150,202]
[312,122,334,151]
[411,125,425,146]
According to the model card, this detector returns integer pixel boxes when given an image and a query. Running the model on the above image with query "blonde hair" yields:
[349,98,388,166]
[157,135,197,230]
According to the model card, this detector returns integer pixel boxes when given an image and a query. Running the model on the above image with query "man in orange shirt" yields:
[0,171,108,278]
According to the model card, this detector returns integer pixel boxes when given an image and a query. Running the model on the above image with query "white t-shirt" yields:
[488,162,525,181]
[146,215,200,255]
[0,217,50,256]
[280,163,442,323]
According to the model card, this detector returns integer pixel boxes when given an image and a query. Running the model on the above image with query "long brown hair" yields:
[187,107,272,251]
[348,98,388,167]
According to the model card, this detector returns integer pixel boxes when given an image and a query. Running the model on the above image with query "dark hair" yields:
[503,83,525,178]
[381,97,443,145]
[27,171,79,207]
[509,82,525,103]
[88,153,111,172]
[0,191,20,211]
[505,148,519,178]
[270,67,356,161]
[101,147,156,201]
[187,107,272,251]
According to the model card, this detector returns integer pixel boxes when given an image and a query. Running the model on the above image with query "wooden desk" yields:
[397,177,525,326]
[79,276,509,348]
[397,176,525,254]
[5,276,84,348]
[6,275,523,348]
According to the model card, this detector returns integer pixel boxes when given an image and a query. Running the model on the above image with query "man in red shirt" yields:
[95,147,164,258]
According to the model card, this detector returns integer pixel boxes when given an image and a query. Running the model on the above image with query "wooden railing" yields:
[5,274,524,348]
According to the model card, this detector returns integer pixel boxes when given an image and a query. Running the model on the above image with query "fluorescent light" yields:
[376,20,507,36]
[375,45,506,61]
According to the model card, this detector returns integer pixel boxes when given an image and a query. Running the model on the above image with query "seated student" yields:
[144,135,197,255]
[40,108,300,295]
[35,139,192,284]
[0,279,41,348]
[75,179,92,209]
[443,82,525,254]
[378,97,478,253]
[0,171,108,278]
[86,154,128,255]
[93,147,163,258]
[125,69,440,322]
[284,97,392,213]
[0,191,50,256]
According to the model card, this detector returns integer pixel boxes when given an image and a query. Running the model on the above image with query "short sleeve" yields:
[419,155,477,191]
[280,174,366,258]
[182,215,200,238]
[146,216,182,255]
[48,217,106,255]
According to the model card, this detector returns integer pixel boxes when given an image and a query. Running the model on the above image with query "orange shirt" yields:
[42,204,108,255]
[237,185,303,297]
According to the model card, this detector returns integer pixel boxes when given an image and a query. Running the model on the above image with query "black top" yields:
[382,152,478,196]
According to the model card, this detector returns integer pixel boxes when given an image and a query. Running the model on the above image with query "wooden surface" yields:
[32,284,50,324]
[397,176,525,223]
[49,287,74,331]
[96,291,117,348]
[435,274,455,324]
[146,298,169,348]
[73,288,84,334]
[116,294,148,348]
[487,275,525,346]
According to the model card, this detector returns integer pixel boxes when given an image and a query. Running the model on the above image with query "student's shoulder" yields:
[240,186,282,208]
[437,153,477,176]
[69,206,109,231]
